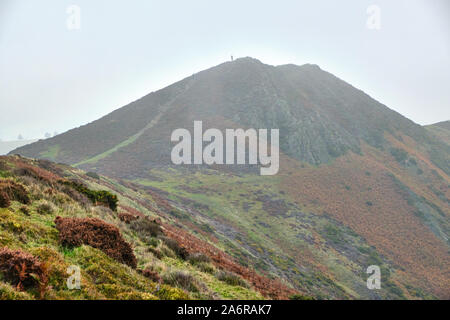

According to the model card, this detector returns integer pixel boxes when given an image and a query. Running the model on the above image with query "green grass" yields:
[0,162,268,300]
[39,145,60,160]
[133,168,406,299]
[0,156,415,300]
[74,113,163,167]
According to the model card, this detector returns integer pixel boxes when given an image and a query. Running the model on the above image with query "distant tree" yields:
[17,134,23,140]
[44,132,51,138]
[53,131,58,137]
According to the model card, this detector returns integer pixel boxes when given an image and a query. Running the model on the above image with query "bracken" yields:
[0,180,30,205]
[54,216,137,268]
[0,191,10,208]
[0,247,44,291]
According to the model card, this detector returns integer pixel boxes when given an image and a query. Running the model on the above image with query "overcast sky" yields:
[1,0,449,140]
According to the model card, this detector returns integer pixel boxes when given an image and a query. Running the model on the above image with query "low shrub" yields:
[147,247,163,259]
[129,217,162,238]
[36,201,55,215]
[13,167,41,180]
[408,157,417,166]
[86,171,100,180]
[60,180,118,211]
[54,216,137,268]
[187,252,211,265]
[91,205,115,220]
[59,185,91,209]
[118,211,139,224]
[215,270,249,288]
[0,191,10,208]
[0,247,45,292]
[0,282,33,300]
[160,236,188,260]
[0,160,8,171]
[13,165,57,184]
[196,262,215,274]
[0,180,30,205]
[148,237,159,247]
[390,148,408,163]
[140,268,162,283]
[163,271,198,292]
[19,206,30,216]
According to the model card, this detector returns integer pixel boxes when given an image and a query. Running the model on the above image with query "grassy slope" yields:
[0,156,267,300]
[281,138,449,298]
[131,132,449,299]
[425,121,450,146]
[133,168,414,299]
[2,128,448,300]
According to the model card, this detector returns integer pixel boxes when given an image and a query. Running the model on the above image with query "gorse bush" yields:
[61,180,118,211]
[59,184,91,209]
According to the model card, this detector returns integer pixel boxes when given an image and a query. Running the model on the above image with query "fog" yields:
[1,0,449,140]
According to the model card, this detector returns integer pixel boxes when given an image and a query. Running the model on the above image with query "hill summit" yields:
[11,57,449,178]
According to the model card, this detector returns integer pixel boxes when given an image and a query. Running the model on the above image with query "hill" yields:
[12,58,449,176]
[0,155,301,299]
[8,58,450,299]
[425,121,450,146]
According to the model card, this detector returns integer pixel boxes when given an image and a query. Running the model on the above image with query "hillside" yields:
[426,121,450,146]
[11,58,449,176]
[0,155,301,299]
[8,58,450,299]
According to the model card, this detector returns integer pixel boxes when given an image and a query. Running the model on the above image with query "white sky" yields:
[1,0,449,140]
